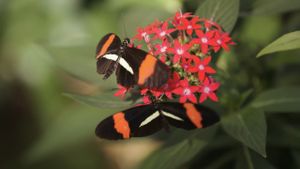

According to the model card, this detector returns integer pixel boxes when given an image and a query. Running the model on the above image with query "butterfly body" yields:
[96,33,170,88]
[95,102,219,140]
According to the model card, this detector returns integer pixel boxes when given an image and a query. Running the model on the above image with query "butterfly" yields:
[96,33,170,88]
[95,102,219,140]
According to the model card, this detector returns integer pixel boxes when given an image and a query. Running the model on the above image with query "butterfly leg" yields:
[103,55,121,79]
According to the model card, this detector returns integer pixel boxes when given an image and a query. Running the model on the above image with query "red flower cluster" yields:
[115,12,234,104]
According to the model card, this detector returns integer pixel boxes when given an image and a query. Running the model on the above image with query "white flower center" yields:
[160,46,167,53]
[159,31,166,37]
[198,64,205,70]
[144,35,150,43]
[201,37,208,43]
[183,88,191,95]
[163,83,169,90]
[141,32,147,37]
[177,48,184,55]
[187,25,192,29]
[217,39,222,44]
[203,87,210,94]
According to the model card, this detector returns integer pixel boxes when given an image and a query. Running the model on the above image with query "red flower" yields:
[130,12,235,105]
[143,95,151,104]
[193,30,216,54]
[153,21,175,40]
[168,39,191,63]
[114,85,128,98]
[173,79,198,103]
[198,78,220,103]
[180,57,193,72]
[154,40,169,55]
[144,72,180,100]
[189,56,216,81]
[177,17,201,35]
[159,55,167,63]
[135,26,152,43]
[213,31,234,52]
[200,19,222,31]
[173,11,192,26]
[159,72,180,99]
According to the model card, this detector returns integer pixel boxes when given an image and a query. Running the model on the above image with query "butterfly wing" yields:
[159,102,220,130]
[96,33,121,59]
[95,104,163,140]
[96,33,122,78]
[115,65,135,88]
[122,47,170,88]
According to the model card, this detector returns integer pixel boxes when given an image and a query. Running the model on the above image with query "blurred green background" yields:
[1,0,300,169]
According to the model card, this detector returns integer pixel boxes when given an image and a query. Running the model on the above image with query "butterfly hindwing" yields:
[124,47,170,88]
[115,65,135,88]
[95,104,162,140]
[159,102,220,130]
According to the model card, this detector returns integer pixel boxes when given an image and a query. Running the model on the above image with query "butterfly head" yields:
[122,38,130,47]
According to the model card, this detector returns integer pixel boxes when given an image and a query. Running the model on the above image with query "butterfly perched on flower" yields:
[96,33,170,88]
[95,101,219,140]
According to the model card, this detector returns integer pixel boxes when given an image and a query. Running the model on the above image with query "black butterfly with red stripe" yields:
[95,102,219,140]
[96,33,170,88]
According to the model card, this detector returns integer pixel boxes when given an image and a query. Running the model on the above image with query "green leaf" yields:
[235,147,276,169]
[253,0,300,15]
[64,92,132,109]
[251,87,300,113]
[222,107,267,157]
[137,127,217,169]
[195,0,240,33]
[257,31,300,57]
[292,151,300,168]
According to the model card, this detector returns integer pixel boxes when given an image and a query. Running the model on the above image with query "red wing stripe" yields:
[97,34,115,59]
[138,54,157,85]
[113,112,130,139]
[184,103,203,128]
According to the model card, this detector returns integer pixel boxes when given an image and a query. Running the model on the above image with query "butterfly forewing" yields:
[96,33,121,59]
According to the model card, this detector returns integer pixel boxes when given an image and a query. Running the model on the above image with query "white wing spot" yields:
[161,111,184,121]
[103,54,134,74]
[139,111,160,127]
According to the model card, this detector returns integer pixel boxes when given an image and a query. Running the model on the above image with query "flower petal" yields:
[203,56,212,65]
[208,92,218,102]
[188,94,197,103]
[199,94,207,103]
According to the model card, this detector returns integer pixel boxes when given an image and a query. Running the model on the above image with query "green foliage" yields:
[195,0,239,33]
[222,107,267,157]
[257,31,300,57]
[137,127,217,169]
[235,147,276,169]
[253,0,300,15]
[64,93,132,109]
[251,87,300,112]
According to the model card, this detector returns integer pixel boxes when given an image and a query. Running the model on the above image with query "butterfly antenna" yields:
[122,21,128,39]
